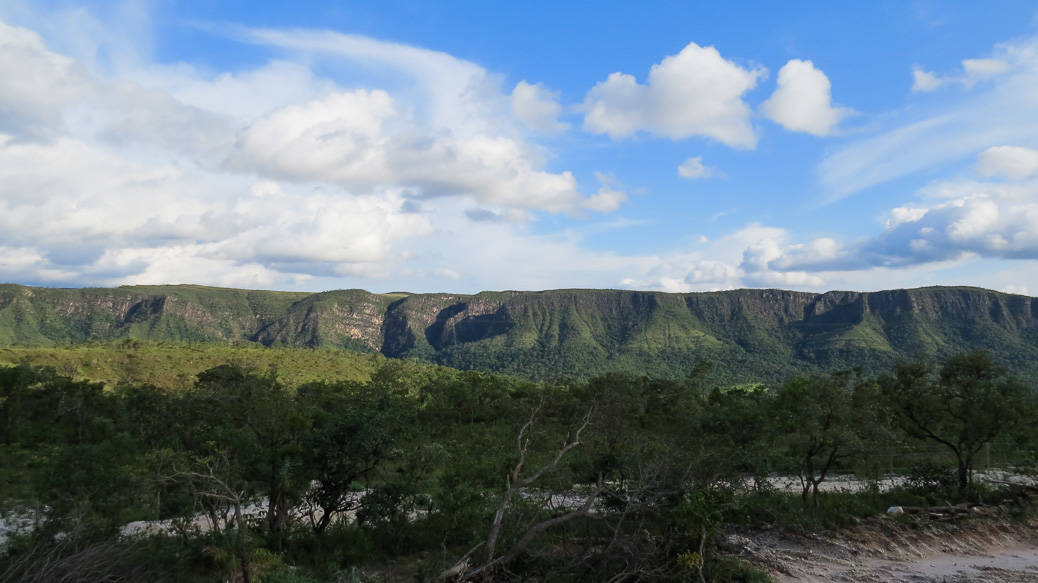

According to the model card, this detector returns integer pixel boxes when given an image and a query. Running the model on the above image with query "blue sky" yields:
[1,1,1037,294]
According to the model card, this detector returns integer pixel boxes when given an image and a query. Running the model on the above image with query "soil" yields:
[727,509,1038,582]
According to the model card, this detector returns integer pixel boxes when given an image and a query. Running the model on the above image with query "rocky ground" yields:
[727,508,1038,582]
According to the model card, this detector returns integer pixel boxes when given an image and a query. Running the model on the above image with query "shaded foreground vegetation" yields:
[1,351,1036,582]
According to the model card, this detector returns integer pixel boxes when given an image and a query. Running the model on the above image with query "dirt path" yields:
[728,512,1038,582]
[855,546,1038,582]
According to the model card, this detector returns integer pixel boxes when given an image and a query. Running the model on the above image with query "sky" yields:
[1,1,1037,295]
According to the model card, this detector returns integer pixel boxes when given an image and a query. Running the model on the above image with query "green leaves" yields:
[880,350,1033,494]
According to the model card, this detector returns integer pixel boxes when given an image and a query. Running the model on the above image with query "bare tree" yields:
[442,402,599,581]
[0,538,175,583]
[168,453,253,583]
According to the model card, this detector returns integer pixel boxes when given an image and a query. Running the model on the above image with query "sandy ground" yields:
[729,511,1038,582]
[855,547,1038,582]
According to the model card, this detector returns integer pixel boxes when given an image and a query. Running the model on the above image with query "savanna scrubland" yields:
[1,341,1036,582]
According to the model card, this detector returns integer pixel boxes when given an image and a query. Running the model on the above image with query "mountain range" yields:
[2,283,1036,383]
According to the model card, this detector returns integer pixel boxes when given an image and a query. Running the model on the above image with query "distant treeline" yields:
[1,351,1035,582]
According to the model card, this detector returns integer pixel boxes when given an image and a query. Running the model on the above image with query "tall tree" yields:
[295,380,412,534]
[880,351,1032,495]
[190,364,306,547]
[772,372,862,507]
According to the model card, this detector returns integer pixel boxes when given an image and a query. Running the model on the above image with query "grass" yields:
[0,341,397,389]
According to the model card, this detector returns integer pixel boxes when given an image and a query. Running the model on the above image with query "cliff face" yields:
[1,284,1035,382]
[0,284,309,345]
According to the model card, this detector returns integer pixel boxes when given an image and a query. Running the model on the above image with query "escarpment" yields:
[1,283,1035,382]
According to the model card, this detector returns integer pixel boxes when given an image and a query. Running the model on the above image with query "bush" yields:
[903,463,958,503]
[706,556,774,583]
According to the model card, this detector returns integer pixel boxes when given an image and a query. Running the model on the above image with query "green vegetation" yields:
[0,341,441,390]
[1,350,1034,582]
[3,284,1038,384]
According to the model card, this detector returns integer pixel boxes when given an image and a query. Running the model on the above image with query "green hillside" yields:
[1,283,1036,383]
[0,341,428,389]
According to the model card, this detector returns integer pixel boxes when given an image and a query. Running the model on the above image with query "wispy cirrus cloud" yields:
[819,37,1038,202]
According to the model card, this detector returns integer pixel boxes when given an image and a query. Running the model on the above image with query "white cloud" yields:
[219,27,612,213]
[0,13,629,291]
[230,26,502,137]
[228,90,592,213]
[623,194,1038,293]
[433,267,461,280]
[582,41,765,148]
[511,80,568,134]
[911,57,1011,93]
[677,156,714,179]
[583,186,627,213]
[770,163,1038,274]
[977,145,1038,179]
[760,59,850,136]
[867,193,1038,264]
[0,134,434,284]
[4,8,1034,297]
[911,67,943,92]
[134,60,337,122]
[736,228,826,287]
[962,58,1011,79]
[683,260,738,285]
[642,155,1038,289]
[0,20,91,140]
[620,224,829,292]
[820,37,1038,200]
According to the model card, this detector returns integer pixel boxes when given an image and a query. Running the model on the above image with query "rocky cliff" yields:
[1,284,1035,382]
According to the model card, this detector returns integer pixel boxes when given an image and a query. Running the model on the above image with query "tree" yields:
[772,372,862,507]
[880,351,1032,495]
[169,451,254,583]
[189,365,306,548]
[442,399,598,582]
[702,384,774,488]
[295,380,412,534]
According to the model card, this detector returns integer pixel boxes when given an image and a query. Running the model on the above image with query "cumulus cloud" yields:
[677,156,714,179]
[624,170,1038,293]
[0,12,632,289]
[582,41,765,148]
[654,148,1038,290]
[977,145,1038,179]
[865,193,1038,264]
[221,27,611,213]
[760,59,850,136]
[761,169,1038,276]
[4,7,1033,296]
[511,80,568,134]
[0,20,90,140]
[735,228,826,287]
[228,90,589,212]
[0,134,433,282]
[617,224,830,293]
[583,186,627,213]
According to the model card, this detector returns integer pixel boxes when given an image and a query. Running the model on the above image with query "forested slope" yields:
[1,283,1036,382]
